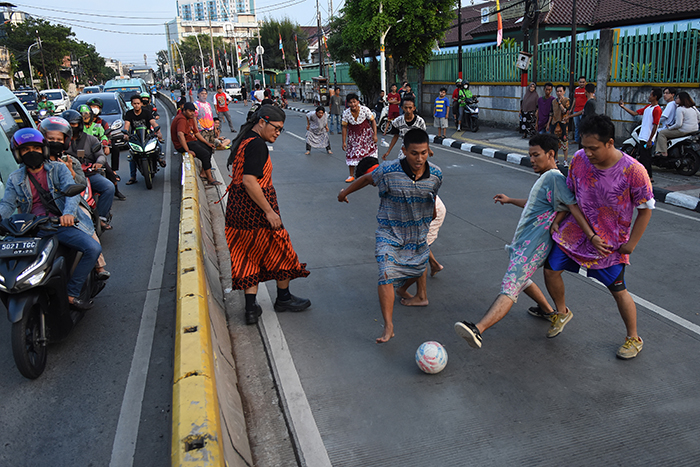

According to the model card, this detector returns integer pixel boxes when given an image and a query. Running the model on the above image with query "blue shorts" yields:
[545,244,626,292]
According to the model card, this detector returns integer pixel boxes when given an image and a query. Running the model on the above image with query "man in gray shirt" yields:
[329,87,343,134]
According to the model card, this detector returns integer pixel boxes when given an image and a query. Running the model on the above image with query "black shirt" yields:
[399,157,431,181]
[242,131,269,178]
[125,107,154,130]
[582,98,597,121]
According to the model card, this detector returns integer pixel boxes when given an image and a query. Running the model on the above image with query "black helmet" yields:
[39,116,73,153]
[463,81,470,88]
[62,109,83,137]
[86,97,103,108]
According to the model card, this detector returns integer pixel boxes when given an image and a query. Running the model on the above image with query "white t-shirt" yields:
[637,104,662,142]
[254,90,265,102]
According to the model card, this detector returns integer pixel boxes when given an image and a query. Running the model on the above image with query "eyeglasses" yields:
[265,121,284,133]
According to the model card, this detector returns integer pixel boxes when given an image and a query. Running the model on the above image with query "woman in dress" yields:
[305,106,332,154]
[520,82,539,138]
[341,93,378,182]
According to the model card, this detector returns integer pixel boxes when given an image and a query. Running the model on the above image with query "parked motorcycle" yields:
[0,185,106,379]
[373,104,390,135]
[127,126,161,189]
[621,125,700,176]
[460,95,480,132]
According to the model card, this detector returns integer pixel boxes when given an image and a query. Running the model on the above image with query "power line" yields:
[32,14,165,35]
[15,3,173,20]
[36,14,167,27]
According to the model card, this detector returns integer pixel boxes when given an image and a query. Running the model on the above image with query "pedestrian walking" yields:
[383,96,426,159]
[619,87,662,181]
[329,87,342,135]
[241,83,248,106]
[544,115,654,359]
[338,129,442,343]
[433,87,450,138]
[656,91,700,157]
[659,87,677,130]
[305,106,332,154]
[571,76,587,143]
[341,93,378,183]
[290,83,297,102]
[225,104,311,325]
[387,84,401,124]
[454,134,588,349]
[548,85,571,165]
[536,83,555,134]
[214,85,237,133]
[452,79,462,130]
[194,88,216,147]
[520,82,539,138]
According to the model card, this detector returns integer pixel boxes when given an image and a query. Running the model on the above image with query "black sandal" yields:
[126,178,137,185]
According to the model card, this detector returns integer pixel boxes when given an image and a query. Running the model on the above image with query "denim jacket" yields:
[0,161,94,236]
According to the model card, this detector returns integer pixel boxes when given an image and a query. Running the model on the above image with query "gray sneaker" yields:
[454,321,482,349]
[546,309,573,338]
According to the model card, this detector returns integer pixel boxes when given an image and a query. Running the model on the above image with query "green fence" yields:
[611,25,700,83]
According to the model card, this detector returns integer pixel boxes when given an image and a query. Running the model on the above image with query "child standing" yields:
[338,129,442,343]
[433,87,450,138]
[382,97,426,160]
[454,134,590,349]
[305,106,332,154]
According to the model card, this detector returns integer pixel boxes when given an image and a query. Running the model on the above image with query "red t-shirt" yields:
[452,88,460,101]
[29,168,52,217]
[574,86,587,112]
[214,92,229,112]
[170,112,199,151]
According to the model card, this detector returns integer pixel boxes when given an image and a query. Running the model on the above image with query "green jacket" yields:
[38,100,55,113]
[84,122,108,143]
[458,89,473,107]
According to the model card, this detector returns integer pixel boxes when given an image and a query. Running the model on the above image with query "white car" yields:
[40,89,71,112]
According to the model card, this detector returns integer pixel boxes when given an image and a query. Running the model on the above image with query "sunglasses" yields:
[264,120,284,133]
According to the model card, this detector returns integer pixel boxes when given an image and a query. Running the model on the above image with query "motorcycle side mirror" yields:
[62,184,87,197]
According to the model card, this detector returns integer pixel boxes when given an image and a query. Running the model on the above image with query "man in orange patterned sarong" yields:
[225,105,310,324]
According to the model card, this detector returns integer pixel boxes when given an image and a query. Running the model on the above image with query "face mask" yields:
[21,151,45,169]
[71,124,83,137]
[90,106,101,115]
[48,141,65,156]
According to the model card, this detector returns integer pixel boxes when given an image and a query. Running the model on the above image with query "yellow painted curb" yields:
[172,154,224,466]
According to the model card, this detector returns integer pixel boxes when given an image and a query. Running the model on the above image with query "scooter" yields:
[373,104,390,135]
[0,184,107,379]
[621,125,700,176]
[460,96,480,132]
[127,126,162,189]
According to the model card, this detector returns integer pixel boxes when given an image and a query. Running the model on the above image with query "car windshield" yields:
[72,95,122,115]
[225,83,239,88]
[43,91,63,100]
[105,87,141,101]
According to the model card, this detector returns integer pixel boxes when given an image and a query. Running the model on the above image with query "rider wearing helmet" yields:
[61,109,116,226]
[140,91,159,120]
[87,97,109,132]
[79,104,110,156]
[452,79,463,130]
[0,128,102,310]
[37,94,56,115]
[124,94,165,184]
[457,81,474,131]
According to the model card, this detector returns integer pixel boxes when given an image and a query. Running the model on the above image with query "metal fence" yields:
[267,22,699,87]
[611,25,700,83]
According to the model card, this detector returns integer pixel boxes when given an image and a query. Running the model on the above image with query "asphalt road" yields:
[216,101,700,466]
[0,100,179,467]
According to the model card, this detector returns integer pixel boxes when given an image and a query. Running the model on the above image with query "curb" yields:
[172,154,224,465]
[428,134,700,213]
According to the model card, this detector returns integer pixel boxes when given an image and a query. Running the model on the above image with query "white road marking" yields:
[109,104,172,467]
[257,285,333,467]
[285,130,306,142]
[436,144,700,336]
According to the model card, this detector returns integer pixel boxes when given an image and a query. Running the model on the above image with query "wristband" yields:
[590,234,598,241]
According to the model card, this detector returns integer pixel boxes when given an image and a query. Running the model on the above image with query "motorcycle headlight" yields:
[129,142,144,152]
[145,140,158,152]
[16,239,54,287]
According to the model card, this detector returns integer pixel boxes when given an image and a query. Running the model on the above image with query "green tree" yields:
[256,18,309,70]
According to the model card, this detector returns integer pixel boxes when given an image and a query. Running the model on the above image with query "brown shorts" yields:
[200,129,216,145]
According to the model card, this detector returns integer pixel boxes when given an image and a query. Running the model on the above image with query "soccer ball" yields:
[415,341,448,374]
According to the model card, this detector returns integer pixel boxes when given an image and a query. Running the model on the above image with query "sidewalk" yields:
[285,102,700,212]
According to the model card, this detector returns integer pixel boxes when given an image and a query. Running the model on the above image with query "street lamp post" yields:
[27,41,38,88]
[172,41,187,99]
[193,34,206,88]
[379,3,402,95]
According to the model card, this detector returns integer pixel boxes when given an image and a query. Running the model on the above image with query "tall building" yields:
[176,0,255,22]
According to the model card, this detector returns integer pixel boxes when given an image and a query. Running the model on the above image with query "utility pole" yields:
[457,0,462,80]
[36,32,49,89]
[257,23,266,87]
[568,0,578,103]
[317,0,324,77]
[194,34,206,87]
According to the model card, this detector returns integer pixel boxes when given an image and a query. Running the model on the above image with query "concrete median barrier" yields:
[173,154,253,467]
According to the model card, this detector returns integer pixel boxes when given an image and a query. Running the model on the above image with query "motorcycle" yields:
[0,184,106,379]
[460,95,480,132]
[621,125,700,176]
[373,104,390,135]
[127,126,162,189]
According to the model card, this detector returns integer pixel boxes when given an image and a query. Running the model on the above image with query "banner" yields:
[294,33,301,69]
[496,0,503,46]
[237,43,243,67]
[279,32,286,63]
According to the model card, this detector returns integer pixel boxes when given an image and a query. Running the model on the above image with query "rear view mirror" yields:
[63,184,86,197]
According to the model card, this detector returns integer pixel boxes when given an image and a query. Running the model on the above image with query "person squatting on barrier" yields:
[225,104,311,325]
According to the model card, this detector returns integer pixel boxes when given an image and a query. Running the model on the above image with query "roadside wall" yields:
[173,152,253,467]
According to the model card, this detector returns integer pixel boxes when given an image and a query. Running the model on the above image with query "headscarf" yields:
[521,83,539,112]
[227,104,286,168]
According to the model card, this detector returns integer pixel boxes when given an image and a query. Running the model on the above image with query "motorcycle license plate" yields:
[0,239,39,258]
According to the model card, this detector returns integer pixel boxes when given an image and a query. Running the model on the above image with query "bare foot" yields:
[400,296,429,307]
[396,288,413,300]
[430,262,444,277]
[376,327,395,343]
[327,150,333,154]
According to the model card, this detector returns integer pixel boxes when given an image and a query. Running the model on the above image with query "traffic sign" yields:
[256,45,265,55]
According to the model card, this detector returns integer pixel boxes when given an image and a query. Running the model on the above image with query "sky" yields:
[15,0,345,67]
